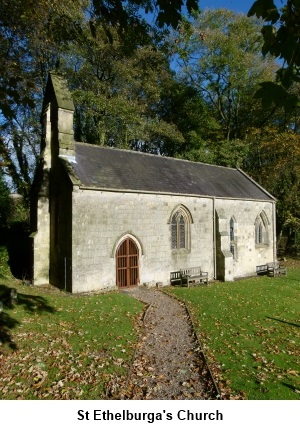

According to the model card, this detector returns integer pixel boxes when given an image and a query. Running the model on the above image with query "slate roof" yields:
[71,143,274,201]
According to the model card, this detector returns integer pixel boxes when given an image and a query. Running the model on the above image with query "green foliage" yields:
[0,0,85,118]
[0,0,88,197]
[248,0,300,110]
[1,0,199,193]
[255,81,300,111]
[293,229,300,256]
[0,173,11,230]
[91,0,199,30]
[68,21,185,152]
[245,128,300,251]
[155,81,219,158]
[0,246,12,279]
[248,0,280,23]
[0,0,198,124]
[171,9,278,165]
[0,0,298,258]
[0,282,144,399]
[169,269,300,399]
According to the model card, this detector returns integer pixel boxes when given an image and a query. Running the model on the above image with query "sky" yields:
[199,0,284,14]
[199,0,255,14]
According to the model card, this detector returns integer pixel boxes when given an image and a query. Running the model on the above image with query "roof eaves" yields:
[77,185,275,202]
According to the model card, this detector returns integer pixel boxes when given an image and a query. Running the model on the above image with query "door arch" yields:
[116,237,139,287]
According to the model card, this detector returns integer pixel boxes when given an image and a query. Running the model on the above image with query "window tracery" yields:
[170,206,192,250]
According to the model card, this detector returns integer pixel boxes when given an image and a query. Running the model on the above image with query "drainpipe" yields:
[213,197,216,279]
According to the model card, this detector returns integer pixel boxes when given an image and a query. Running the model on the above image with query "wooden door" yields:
[116,238,139,287]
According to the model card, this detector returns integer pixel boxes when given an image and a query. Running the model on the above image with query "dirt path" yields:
[122,286,213,399]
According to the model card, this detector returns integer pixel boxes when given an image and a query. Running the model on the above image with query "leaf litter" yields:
[117,286,216,400]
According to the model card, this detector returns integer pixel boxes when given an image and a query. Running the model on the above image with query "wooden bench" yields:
[180,267,209,287]
[256,262,287,277]
[267,261,287,277]
[256,264,268,275]
[170,271,182,286]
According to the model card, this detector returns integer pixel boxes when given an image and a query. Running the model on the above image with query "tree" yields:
[0,0,200,195]
[0,0,88,199]
[155,81,219,160]
[65,21,184,153]
[245,127,300,254]
[0,0,87,119]
[0,105,40,200]
[248,0,300,110]
[0,0,199,123]
[91,0,199,29]
[0,172,11,231]
[171,9,278,165]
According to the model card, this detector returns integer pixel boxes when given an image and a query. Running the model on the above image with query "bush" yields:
[0,174,12,232]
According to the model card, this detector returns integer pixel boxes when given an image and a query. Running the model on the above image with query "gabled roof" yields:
[71,143,274,201]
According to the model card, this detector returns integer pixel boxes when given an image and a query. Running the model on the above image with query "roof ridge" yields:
[74,141,238,171]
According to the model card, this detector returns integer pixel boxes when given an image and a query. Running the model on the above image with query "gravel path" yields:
[122,286,212,400]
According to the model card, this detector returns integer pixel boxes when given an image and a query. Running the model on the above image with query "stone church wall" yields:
[70,188,275,293]
[214,199,275,280]
[71,189,214,292]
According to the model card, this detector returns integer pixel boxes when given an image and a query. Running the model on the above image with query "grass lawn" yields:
[168,265,300,400]
[0,248,144,399]
[1,243,299,400]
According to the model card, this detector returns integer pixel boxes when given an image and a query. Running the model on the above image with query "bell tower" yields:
[31,73,75,285]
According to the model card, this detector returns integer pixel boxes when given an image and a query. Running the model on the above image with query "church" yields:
[30,73,277,293]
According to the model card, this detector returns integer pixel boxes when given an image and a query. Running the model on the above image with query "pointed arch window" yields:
[229,216,237,259]
[255,211,269,245]
[230,217,235,242]
[170,206,192,250]
[256,222,263,244]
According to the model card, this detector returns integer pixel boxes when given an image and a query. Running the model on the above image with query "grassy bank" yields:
[0,268,144,399]
[168,266,300,400]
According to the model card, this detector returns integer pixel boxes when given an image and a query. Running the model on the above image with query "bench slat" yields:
[170,267,209,287]
[267,262,287,277]
[256,262,287,277]
[180,267,208,287]
[170,271,181,285]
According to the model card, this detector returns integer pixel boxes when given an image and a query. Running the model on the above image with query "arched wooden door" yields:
[116,238,139,288]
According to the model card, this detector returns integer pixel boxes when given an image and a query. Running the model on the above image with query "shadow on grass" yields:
[281,382,300,394]
[0,285,56,350]
[266,316,300,328]
[1,222,32,281]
